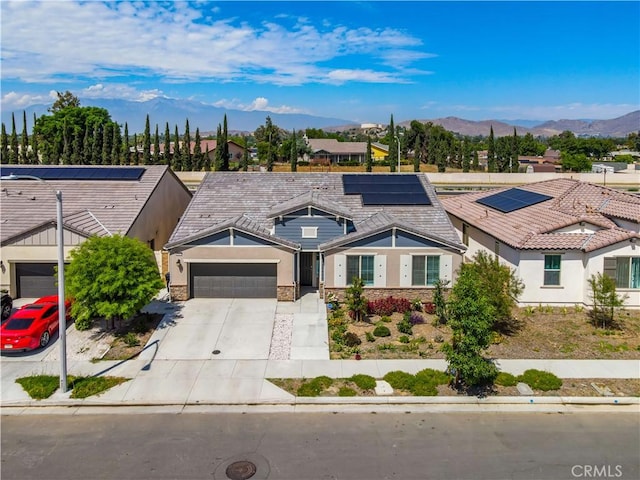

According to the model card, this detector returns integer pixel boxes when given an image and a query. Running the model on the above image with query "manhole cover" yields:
[226,461,256,480]
[212,349,221,355]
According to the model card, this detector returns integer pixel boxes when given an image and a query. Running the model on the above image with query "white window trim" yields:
[301,226,318,239]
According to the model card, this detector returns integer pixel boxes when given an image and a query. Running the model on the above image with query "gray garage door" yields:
[16,263,57,298]
[191,263,277,298]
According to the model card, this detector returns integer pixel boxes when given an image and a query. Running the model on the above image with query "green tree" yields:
[49,90,80,114]
[442,265,498,389]
[131,133,138,165]
[413,136,421,172]
[510,127,518,173]
[222,114,230,171]
[142,114,151,165]
[1,123,8,161]
[20,111,29,164]
[366,136,373,172]
[173,125,181,170]
[71,127,83,165]
[61,119,71,165]
[345,277,368,323]
[91,125,102,165]
[163,122,171,165]
[111,123,122,165]
[561,153,592,172]
[241,135,250,172]
[214,124,224,171]
[486,126,496,172]
[462,138,471,172]
[254,116,280,171]
[387,114,397,172]
[182,119,192,171]
[83,125,93,165]
[65,235,164,331]
[9,113,19,164]
[153,124,160,165]
[290,129,298,171]
[101,122,112,165]
[588,273,627,329]
[122,123,130,165]
[192,128,203,171]
[433,279,449,324]
[30,113,39,163]
[519,132,546,156]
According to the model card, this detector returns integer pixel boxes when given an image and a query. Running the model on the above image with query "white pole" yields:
[56,190,67,393]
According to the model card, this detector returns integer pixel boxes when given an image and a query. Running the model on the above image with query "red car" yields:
[1,296,71,352]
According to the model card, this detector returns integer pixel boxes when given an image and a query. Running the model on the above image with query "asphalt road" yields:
[2,412,638,480]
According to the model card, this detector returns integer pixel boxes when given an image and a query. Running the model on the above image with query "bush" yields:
[122,332,140,347]
[365,331,375,342]
[423,302,436,315]
[398,335,410,343]
[397,320,413,335]
[415,368,450,386]
[367,297,412,316]
[380,316,392,323]
[297,376,334,396]
[373,325,391,337]
[338,386,357,397]
[517,369,562,391]
[383,371,416,390]
[410,381,438,396]
[343,332,362,347]
[495,372,518,387]
[409,312,425,325]
[349,374,376,390]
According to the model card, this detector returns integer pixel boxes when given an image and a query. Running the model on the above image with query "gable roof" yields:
[306,138,367,155]
[167,172,464,251]
[441,178,640,252]
[1,165,175,245]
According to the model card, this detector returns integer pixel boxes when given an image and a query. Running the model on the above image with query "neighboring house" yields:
[165,173,465,302]
[441,179,640,308]
[155,140,246,164]
[306,139,368,164]
[0,165,192,298]
[371,142,390,161]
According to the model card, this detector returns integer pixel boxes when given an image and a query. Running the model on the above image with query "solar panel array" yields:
[476,188,553,213]
[342,174,431,205]
[0,166,146,181]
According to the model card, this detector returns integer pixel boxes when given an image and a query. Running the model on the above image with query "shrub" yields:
[423,302,436,315]
[415,368,450,386]
[398,335,410,344]
[397,320,413,335]
[433,279,449,324]
[495,372,518,387]
[367,296,412,316]
[410,381,438,396]
[122,332,140,347]
[345,277,368,323]
[411,299,423,311]
[373,325,391,337]
[365,331,375,342]
[338,386,357,397]
[312,376,334,390]
[297,376,334,396]
[383,371,416,390]
[343,332,362,347]
[409,312,425,325]
[349,374,376,390]
[380,316,392,323]
[517,369,562,391]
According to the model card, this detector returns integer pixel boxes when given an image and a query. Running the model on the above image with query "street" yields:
[2,412,638,480]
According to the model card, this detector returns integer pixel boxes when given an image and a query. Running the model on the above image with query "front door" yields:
[300,252,314,286]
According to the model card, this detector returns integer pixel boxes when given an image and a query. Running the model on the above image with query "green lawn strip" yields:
[16,374,130,400]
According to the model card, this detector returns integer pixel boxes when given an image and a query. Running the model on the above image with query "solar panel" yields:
[476,188,552,213]
[343,174,431,205]
[0,166,146,181]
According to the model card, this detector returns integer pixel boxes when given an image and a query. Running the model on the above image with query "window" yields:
[544,255,561,286]
[462,223,469,246]
[301,227,318,239]
[604,257,640,289]
[412,255,440,286]
[346,255,374,285]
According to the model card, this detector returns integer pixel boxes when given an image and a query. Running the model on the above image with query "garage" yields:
[15,263,57,298]
[190,263,277,298]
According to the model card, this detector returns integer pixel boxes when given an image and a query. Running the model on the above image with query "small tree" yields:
[344,277,367,323]
[65,235,164,330]
[442,265,498,389]
[365,137,373,172]
[433,279,449,324]
[588,273,627,329]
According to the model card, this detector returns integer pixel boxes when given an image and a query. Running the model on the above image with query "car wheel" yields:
[1,304,11,320]
[40,331,51,348]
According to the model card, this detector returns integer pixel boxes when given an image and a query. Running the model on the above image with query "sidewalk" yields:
[2,291,639,413]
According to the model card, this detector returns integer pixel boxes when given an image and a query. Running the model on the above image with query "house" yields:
[371,142,390,161]
[306,139,367,164]
[155,140,246,164]
[440,179,640,308]
[0,165,192,298]
[164,173,465,302]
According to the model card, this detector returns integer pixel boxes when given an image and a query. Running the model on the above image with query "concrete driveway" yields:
[150,298,277,361]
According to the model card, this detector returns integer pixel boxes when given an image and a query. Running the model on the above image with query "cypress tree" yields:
[413,136,421,172]
[241,135,249,172]
[102,123,112,165]
[472,150,479,171]
[92,125,102,165]
[9,113,18,164]
[203,145,212,171]
[84,125,93,165]
[462,138,471,173]
[20,111,29,164]
[30,113,39,164]
[366,136,373,172]
[62,120,71,165]
[487,125,496,173]
[153,124,160,165]
[510,127,518,173]
[111,123,122,165]
[71,127,83,165]
[193,128,203,171]
[290,129,297,172]
[163,123,171,165]
[182,119,192,171]
[132,133,139,165]
[214,124,224,171]
[1,123,8,162]
[122,123,130,165]
[142,114,151,165]
[173,125,181,170]
[388,114,397,172]
[222,114,229,171]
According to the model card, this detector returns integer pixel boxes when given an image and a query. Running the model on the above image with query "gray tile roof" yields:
[267,190,354,219]
[167,172,464,250]
[1,165,171,245]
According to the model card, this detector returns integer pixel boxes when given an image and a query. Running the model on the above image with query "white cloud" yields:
[213,97,306,114]
[81,84,164,102]
[0,91,57,109]
[0,1,429,86]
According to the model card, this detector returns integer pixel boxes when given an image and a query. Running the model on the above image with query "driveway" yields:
[150,298,278,361]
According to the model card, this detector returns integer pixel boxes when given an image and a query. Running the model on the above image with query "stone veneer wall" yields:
[323,287,444,303]
[277,285,296,302]
[170,285,188,301]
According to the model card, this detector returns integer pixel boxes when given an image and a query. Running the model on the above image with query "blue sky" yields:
[1,1,639,123]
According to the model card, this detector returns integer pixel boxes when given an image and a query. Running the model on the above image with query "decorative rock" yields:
[516,382,534,395]
[375,380,394,396]
[590,382,615,397]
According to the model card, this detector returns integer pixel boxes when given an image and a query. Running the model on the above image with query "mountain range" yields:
[2,97,638,138]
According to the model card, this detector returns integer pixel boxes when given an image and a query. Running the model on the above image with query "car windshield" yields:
[4,318,35,330]
[23,305,45,310]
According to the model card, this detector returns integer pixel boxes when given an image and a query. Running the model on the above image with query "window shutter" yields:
[440,255,453,283]
[399,255,411,287]
[334,254,346,287]
[374,255,387,287]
